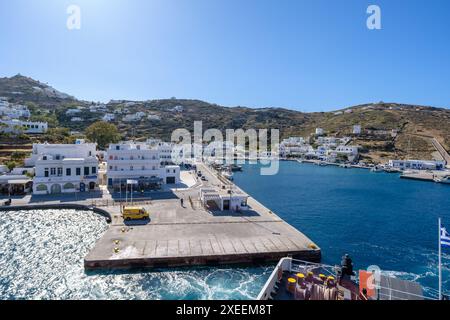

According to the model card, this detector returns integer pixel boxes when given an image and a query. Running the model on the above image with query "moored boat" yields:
[221,170,234,181]
[229,164,243,172]
[434,176,450,184]
[371,165,384,172]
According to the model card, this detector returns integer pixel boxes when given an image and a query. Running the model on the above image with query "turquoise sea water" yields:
[0,161,449,299]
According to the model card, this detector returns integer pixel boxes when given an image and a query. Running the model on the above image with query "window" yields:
[92,167,97,174]
[50,168,56,176]
[109,155,113,160]
[66,168,71,176]
[116,146,120,150]
[84,167,89,175]
[76,168,81,176]
[57,168,63,176]
[130,166,134,171]
[44,168,49,177]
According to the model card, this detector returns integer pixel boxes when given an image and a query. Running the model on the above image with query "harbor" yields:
[1,160,449,299]
[0,162,321,271]
[84,163,320,269]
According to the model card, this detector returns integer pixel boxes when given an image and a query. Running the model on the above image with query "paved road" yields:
[406,133,450,167]
[431,138,450,167]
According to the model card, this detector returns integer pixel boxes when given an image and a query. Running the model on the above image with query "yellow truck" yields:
[122,206,149,221]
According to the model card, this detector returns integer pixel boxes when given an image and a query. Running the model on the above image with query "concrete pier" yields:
[84,163,321,270]
[400,170,449,183]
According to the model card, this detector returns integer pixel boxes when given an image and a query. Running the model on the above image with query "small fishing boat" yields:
[221,170,233,181]
[434,176,450,184]
[371,166,384,172]
[229,164,243,172]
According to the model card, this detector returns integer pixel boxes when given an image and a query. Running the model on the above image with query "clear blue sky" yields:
[0,0,449,111]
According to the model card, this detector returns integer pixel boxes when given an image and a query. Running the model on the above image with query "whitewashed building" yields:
[200,188,249,212]
[0,104,30,119]
[106,141,180,191]
[27,140,99,194]
[102,113,115,122]
[123,112,145,122]
[315,128,324,135]
[387,160,445,171]
[353,125,362,135]
[0,119,48,134]
[334,145,359,162]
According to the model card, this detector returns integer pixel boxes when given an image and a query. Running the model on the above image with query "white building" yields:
[0,104,30,119]
[388,160,445,171]
[27,140,99,194]
[102,113,115,122]
[333,145,359,162]
[315,128,324,136]
[65,108,82,116]
[89,104,108,113]
[123,112,146,122]
[71,117,83,122]
[200,188,249,212]
[0,119,48,134]
[106,141,180,191]
[147,114,161,121]
[353,125,362,135]
[171,105,184,113]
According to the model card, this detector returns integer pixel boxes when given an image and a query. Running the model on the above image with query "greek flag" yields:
[441,226,450,248]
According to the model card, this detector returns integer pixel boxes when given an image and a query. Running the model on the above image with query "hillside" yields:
[1,75,449,163]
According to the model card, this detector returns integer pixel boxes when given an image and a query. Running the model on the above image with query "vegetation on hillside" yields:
[85,121,121,149]
[1,75,449,162]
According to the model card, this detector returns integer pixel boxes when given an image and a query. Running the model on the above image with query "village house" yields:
[123,112,146,122]
[0,119,48,134]
[0,103,30,119]
[102,113,115,122]
[387,160,445,171]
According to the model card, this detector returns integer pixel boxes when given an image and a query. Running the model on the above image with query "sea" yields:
[0,161,448,299]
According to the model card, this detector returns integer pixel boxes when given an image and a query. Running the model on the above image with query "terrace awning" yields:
[7,179,31,185]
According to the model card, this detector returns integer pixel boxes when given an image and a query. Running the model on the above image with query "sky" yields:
[0,0,449,111]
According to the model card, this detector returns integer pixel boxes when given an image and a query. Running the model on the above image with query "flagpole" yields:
[439,217,442,300]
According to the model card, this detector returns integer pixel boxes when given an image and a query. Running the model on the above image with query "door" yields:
[166,177,176,184]
[223,199,230,211]
[50,184,61,194]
